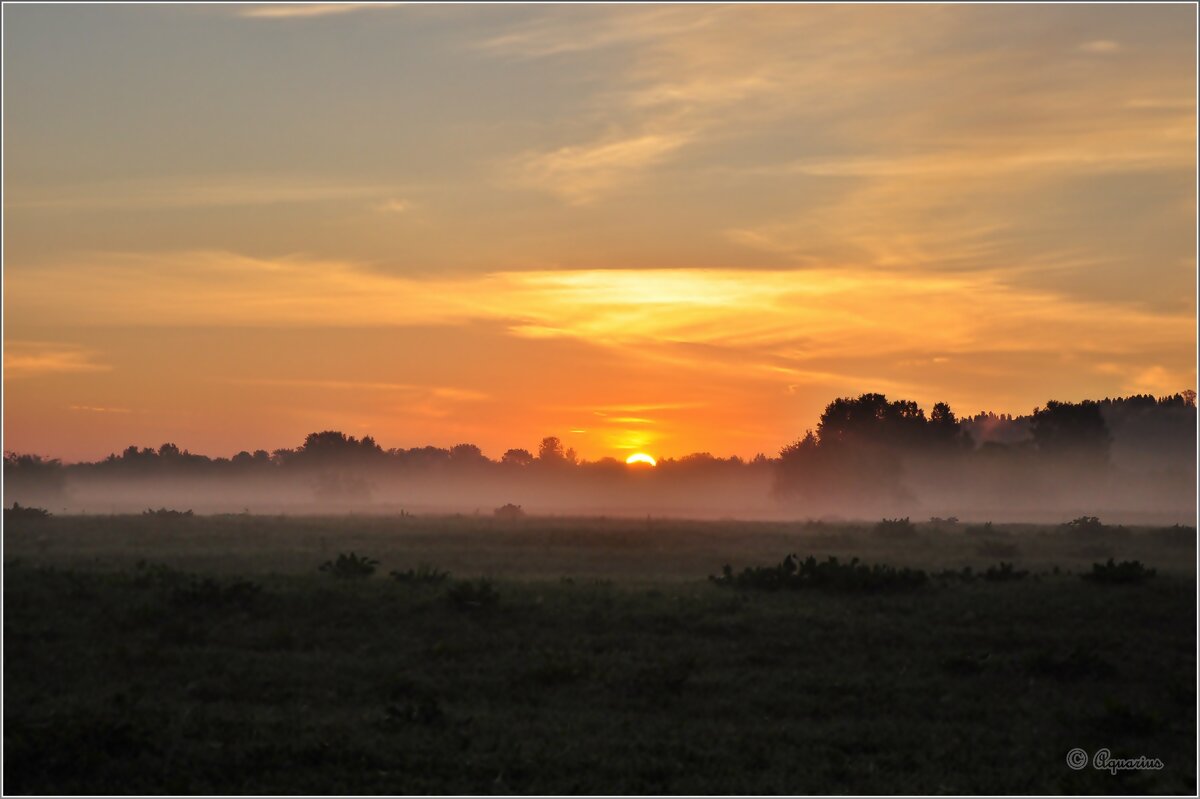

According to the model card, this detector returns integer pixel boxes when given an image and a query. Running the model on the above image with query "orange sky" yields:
[3,4,1197,462]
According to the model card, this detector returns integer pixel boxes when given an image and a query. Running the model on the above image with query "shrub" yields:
[390,564,450,585]
[142,508,194,518]
[982,562,1028,582]
[1027,646,1115,680]
[873,517,917,539]
[494,503,525,520]
[4,502,51,521]
[976,540,1020,559]
[1064,515,1104,532]
[710,555,927,593]
[1082,558,1156,585]
[446,578,499,609]
[169,577,261,611]
[963,521,997,536]
[319,552,379,579]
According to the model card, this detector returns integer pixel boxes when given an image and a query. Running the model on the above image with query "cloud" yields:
[509,131,693,204]
[1078,40,1123,54]
[475,6,720,60]
[227,376,486,401]
[374,198,412,213]
[238,4,400,20]
[7,252,1192,404]
[69,405,132,414]
[5,343,111,378]
[6,176,393,212]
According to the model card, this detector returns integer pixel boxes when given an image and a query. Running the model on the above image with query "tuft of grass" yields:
[982,562,1028,582]
[319,552,379,579]
[4,502,52,521]
[711,554,927,593]
[872,517,917,539]
[389,564,450,585]
[446,578,499,610]
[1082,558,1156,585]
[142,508,194,518]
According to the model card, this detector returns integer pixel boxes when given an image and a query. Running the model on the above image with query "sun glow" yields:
[625,452,657,466]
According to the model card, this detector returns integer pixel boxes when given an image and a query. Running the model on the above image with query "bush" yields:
[142,508,194,518]
[873,517,917,539]
[1064,515,1104,532]
[982,562,1028,582]
[710,555,928,593]
[963,521,998,536]
[319,552,379,579]
[4,502,51,521]
[446,578,499,610]
[169,577,261,611]
[976,540,1020,559]
[1082,559,1156,585]
[494,503,525,520]
[390,564,450,585]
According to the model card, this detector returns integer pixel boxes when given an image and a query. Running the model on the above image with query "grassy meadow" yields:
[3,513,1196,794]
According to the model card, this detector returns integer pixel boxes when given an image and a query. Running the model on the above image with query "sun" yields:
[625,452,657,467]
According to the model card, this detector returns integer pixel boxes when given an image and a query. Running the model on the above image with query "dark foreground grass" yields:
[4,558,1195,794]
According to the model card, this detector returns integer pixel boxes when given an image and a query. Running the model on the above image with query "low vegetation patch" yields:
[872,517,917,539]
[982,562,1028,582]
[389,564,450,585]
[710,554,928,593]
[446,577,499,609]
[4,502,51,521]
[142,508,194,518]
[1083,558,1156,585]
[319,552,379,579]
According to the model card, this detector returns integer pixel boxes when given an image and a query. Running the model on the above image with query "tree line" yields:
[4,391,1195,507]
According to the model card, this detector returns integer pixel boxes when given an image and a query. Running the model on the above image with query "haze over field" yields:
[3,3,1196,471]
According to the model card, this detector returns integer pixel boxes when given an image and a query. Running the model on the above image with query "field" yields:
[3,514,1196,794]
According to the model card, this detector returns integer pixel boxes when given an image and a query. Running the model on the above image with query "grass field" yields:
[3,514,1196,794]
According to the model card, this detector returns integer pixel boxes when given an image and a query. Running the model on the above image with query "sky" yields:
[3,3,1197,462]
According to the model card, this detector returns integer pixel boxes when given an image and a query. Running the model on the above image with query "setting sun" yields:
[626,453,657,467]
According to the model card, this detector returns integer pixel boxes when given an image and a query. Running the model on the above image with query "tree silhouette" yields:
[1030,401,1111,463]
[501,448,534,466]
[538,436,565,462]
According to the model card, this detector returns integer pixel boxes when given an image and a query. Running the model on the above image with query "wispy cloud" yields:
[373,198,412,213]
[69,405,132,414]
[238,4,400,20]
[227,376,486,402]
[6,176,393,212]
[7,252,1192,398]
[1078,39,1123,55]
[5,343,110,378]
[510,131,693,204]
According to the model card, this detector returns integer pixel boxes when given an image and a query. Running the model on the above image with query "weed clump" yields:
[1082,558,1156,585]
[169,577,262,611]
[4,502,51,521]
[710,554,927,593]
[977,540,1020,559]
[873,517,917,539]
[319,552,379,579]
[446,578,499,609]
[142,508,194,518]
[389,564,450,585]
[494,503,525,520]
[983,562,1028,582]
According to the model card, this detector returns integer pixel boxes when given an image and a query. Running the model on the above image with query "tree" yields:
[501,448,534,466]
[538,436,565,462]
[1030,401,1111,463]
[449,443,487,465]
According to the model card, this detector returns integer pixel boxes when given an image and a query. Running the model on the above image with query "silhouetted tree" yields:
[538,436,565,462]
[501,448,534,466]
[1030,401,1111,464]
